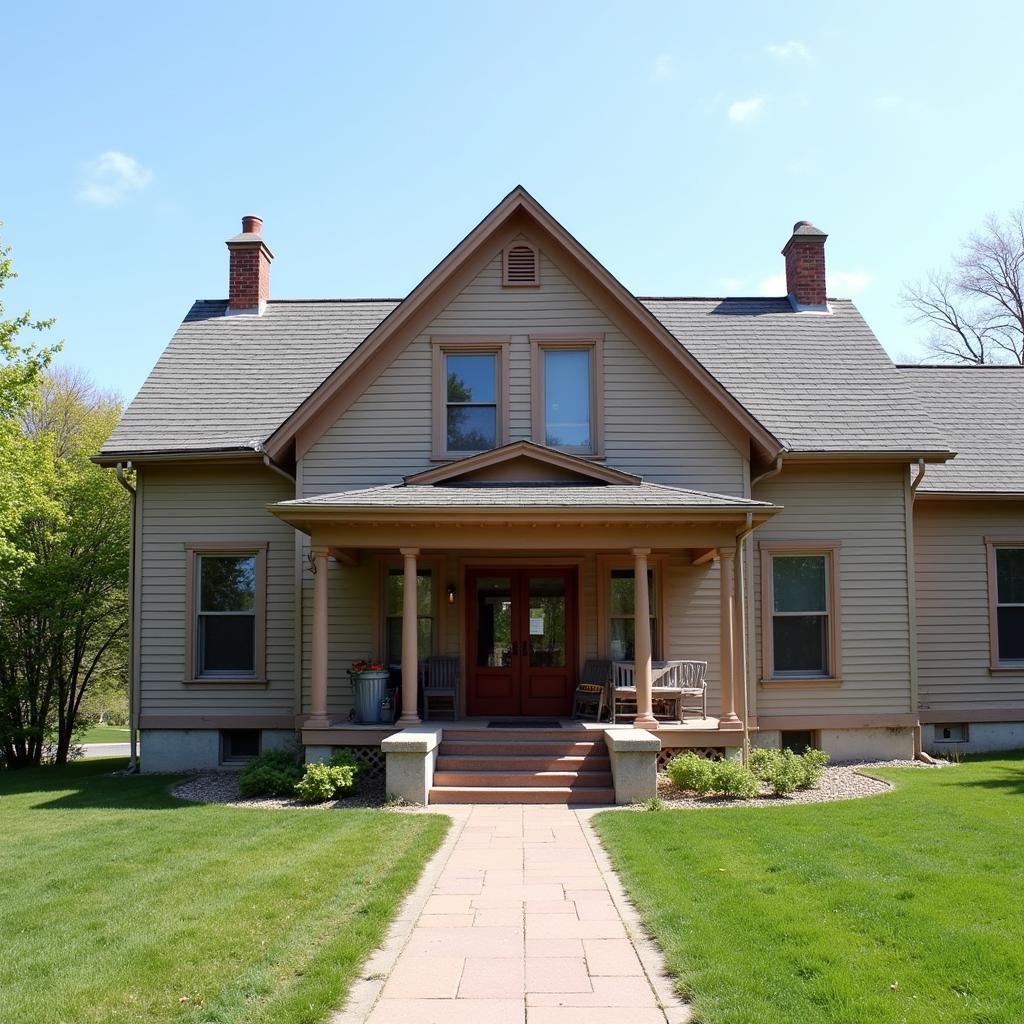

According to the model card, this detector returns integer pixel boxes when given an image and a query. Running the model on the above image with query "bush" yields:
[294,762,358,803]
[238,749,303,798]
[330,748,363,786]
[665,752,716,795]
[749,747,830,795]
[710,758,759,799]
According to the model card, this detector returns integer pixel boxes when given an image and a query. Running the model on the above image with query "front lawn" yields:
[0,759,447,1024]
[77,725,133,744]
[595,754,1024,1024]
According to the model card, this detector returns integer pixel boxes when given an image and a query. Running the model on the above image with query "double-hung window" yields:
[384,566,435,666]
[531,337,603,455]
[432,339,508,458]
[605,565,659,661]
[186,544,267,682]
[989,542,1024,666]
[761,544,841,681]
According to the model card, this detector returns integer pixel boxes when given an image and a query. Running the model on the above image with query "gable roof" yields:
[99,191,955,467]
[258,186,780,465]
[899,365,1024,496]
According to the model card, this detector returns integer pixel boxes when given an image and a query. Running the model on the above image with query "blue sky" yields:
[3,1,1023,400]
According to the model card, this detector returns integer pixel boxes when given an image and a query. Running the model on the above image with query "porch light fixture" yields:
[446,584,457,605]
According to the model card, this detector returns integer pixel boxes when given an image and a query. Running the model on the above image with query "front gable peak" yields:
[405,441,641,487]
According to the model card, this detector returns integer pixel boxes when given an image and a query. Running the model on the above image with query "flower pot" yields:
[352,670,391,723]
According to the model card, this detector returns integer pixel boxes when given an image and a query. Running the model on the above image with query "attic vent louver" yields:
[502,243,539,287]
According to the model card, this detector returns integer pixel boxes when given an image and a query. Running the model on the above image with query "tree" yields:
[0,369,130,767]
[0,227,60,594]
[902,208,1024,364]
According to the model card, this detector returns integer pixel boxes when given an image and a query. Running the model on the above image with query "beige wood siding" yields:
[300,251,745,495]
[915,500,1024,712]
[138,464,297,717]
[751,464,913,715]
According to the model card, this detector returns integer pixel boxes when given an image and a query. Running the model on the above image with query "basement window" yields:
[780,730,817,754]
[933,723,968,744]
[502,243,539,287]
[221,729,260,763]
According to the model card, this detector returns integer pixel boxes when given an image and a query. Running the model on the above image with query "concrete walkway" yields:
[81,742,131,759]
[336,804,688,1024]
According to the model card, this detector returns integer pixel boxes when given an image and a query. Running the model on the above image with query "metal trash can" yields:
[353,670,390,723]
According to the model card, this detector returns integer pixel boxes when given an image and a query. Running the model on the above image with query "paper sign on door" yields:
[529,609,545,635]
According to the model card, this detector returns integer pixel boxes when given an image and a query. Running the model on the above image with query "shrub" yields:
[330,748,363,786]
[294,762,358,803]
[798,748,829,789]
[749,747,830,795]
[665,752,716,795]
[238,748,303,797]
[710,758,759,799]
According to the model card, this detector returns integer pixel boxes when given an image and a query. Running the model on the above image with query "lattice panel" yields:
[338,745,385,779]
[657,746,726,769]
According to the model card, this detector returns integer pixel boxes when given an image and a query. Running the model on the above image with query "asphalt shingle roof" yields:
[899,366,1024,495]
[640,298,949,454]
[276,482,775,510]
[102,295,951,459]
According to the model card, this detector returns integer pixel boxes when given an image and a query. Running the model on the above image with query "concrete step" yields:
[439,740,605,757]
[436,754,611,772]
[432,769,614,788]
[428,785,616,805]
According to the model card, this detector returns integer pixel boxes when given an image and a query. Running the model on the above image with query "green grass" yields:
[0,758,448,1024]
[77,725,133,744]
[594,754,1024,1024]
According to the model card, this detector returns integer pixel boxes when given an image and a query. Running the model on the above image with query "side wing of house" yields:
[915,499,1024,752]
[750,462,918,760]
[135,462,299,770]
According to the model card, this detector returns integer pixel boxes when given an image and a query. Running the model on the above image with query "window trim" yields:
[184,542,268,685]
[530,335,604,457]
[431,336,510,460]
[759,541,842,685]
[596,554,664,662]
[986,537,1024,672]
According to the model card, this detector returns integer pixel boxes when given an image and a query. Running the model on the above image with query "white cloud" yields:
[766,40,811,60]
[651,53,677,80]
[875,94,924,114]
[758,270,872,297]
[79,151,153,205]
[727,97,764,123]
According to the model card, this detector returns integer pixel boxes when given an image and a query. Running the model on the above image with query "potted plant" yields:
[349,659,390,723]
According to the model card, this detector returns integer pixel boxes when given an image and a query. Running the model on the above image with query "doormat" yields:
[487,721,562,729]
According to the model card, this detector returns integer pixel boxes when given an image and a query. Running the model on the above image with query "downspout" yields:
[734,513,758,761]
[750,454,784,489]
[262,453,296,483]
[908,458,939,762]
[115,462,139,772]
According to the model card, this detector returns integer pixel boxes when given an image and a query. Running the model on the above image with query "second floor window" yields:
[531,337,602,455]
[446,352,497,452]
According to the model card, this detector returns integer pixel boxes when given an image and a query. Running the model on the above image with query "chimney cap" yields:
[241,214,263,235]
[790,220,827,239]
[226,214,273,256]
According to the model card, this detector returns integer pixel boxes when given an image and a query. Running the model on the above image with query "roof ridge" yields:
[194,297,404,305]
[898,363,1024,370]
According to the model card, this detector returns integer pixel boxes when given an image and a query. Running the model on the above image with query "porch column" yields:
[719,546,742,730]
[397,547,421,726]
[308,546,330,728]
[632,547,658,730]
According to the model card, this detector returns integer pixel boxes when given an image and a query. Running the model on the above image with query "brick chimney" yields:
[226,215,273,313]
[782,220,828,309]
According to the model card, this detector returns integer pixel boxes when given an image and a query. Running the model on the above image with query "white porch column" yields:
[308,546,330,728]
[632,547,658,730]
[719,546,742,730]
[397,547,421,726]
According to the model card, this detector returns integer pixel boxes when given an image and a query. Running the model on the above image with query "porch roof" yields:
[272,481,777,512]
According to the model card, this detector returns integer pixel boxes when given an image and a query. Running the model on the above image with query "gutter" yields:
[114,462,140,773]
[910,458,926,497]
[750,455,784,489]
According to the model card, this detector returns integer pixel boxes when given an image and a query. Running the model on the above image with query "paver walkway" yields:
[336,804,688,1024]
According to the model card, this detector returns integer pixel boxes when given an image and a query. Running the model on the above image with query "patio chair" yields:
[572,659,612,720]
[419,655,459,719]
[612,660,709,722]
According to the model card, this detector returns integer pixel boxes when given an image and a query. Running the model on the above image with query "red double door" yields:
[466,566,577,718]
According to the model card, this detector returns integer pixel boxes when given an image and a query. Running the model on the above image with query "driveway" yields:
[81,742,131,759]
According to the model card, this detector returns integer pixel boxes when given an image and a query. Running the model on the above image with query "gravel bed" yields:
[171,771,408,810]
[644,759,948,811]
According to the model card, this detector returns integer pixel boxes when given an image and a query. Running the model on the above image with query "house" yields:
[97,188,1023,801]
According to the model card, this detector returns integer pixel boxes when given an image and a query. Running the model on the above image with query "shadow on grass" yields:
[0,757,191,811]
[955,749,1024,795]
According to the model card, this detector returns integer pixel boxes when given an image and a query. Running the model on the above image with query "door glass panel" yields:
[476,576,513,668]
[527,576,567,668]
